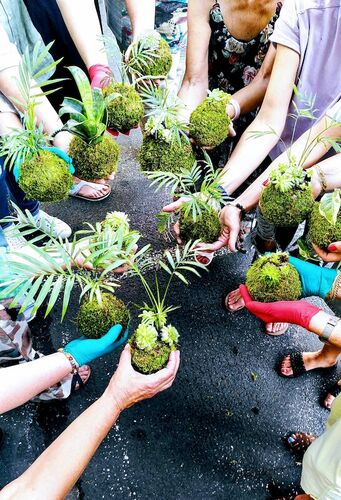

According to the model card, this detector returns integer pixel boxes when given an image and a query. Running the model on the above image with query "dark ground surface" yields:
[0,131,340,499]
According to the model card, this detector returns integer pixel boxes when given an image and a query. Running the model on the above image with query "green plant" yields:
[307,190,341,250]
[128,240,207,373]
[246,253,302,302]
[102,82,144,132]
[125,31,172,79]
[251,86,341,227]
[148,153,228,244]
[189,89,231,148]
[59,66,120,180]
[0,205,141,321]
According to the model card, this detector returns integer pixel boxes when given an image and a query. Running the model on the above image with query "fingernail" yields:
[262,179,270,186]
[328,244,337,252]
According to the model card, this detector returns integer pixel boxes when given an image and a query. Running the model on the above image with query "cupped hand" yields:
[88,64,112,89]
[219,203,242,252]
[239,285,320,330]
[107,344,180,410]
[64,324,129,366]
[313,242,341,263]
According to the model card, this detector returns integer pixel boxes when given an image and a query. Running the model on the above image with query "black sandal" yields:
[323,382,341,410]
[285,431,316,459]
[70,366,91,393]
[279,351,306,378]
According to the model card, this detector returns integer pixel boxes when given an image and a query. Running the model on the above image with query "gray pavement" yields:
[0,131,339,499]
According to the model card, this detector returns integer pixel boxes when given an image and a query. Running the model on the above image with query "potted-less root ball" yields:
[139,85,195,174]
[0,207,140,336]
[60,66,120,181]
[245,253,302,302]
[102,82,144,133]
[149,155,228,245]
[0,42,73,202]
[125,30,172,79]
[259,162,314,226]
[252,86,341,227]
[189,89,232,148]
[128,241,206,373]
[308,189,341,250]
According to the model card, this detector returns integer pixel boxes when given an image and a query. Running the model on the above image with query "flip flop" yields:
[224,290,245,312]
[194,249,215,266]
[265,323,289,337]
[69,180,111,202]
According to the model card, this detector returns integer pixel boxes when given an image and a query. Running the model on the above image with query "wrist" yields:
[227,99,240,121]
[311,165,325,198]
[102,385,126,414]
[226,202,245,219]
[57,349,79,373]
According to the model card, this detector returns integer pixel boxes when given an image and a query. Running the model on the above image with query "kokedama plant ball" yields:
[308,202,341,250]
[246,253,302,303]
[103,83,144,133]
[189,91,231,148]
[132,38,172,77]
[19,150,73,202]
[179,207,222,244]
[139,135,195,174]
[130,337,174,374]
[260,183,314,227]
[77,293,130,339]
[69,134,119,181]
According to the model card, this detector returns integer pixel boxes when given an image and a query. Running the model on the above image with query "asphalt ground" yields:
[0,130,339,499]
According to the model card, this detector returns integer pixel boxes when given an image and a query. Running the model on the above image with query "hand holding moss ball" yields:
[189,89,231,148]
[308,202,341,250]
[179,206,222,244]
[77,294,130,339]
[69,135,119,181]
[129,31,172,77]
[103,83,144,133]
[246,253,302,302]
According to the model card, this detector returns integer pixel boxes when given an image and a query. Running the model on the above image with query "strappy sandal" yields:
[224,290,245,312]
[71,365,91,393]
[285,431,316,459]
[69,180,111,201]
[323,382,341,410]
[278,351,306,378]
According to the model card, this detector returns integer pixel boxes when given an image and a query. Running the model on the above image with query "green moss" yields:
[139,135,195,173]
[246,253,302,302]
[131,38,172,77]
[308,202,341,250]
[69,134,119,181]
[103,83,144,132]
[179,206,222,244]
[19,150,73,202]
[77,293,130,339]
[189,91,231,148]
[130,338,175,374]
[260,183,314,227]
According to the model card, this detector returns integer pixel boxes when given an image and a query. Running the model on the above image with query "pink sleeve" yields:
[270,0,300,54]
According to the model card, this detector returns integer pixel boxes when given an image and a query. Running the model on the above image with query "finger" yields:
[311,243,334,262]
[228,123,236,137]
[173,221,182,244]
[119,343,132,365]
[228,225,239,252]
[196,240,225,252]
[328,242,341,254]
[148,351,179,385]
[239,285,252,305]
[162,197,188,213]
[102,324,123,344]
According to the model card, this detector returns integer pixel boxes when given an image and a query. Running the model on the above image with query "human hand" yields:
[312,242,341,263]
[53,131,73,153]
[88,64,112,89]
[239,285,320,329]
[63,324,129,366]
[288,256,337,299]
[218,203,242,252]
[106,344,180,410]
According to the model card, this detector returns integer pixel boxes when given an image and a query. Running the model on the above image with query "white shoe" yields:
[35,210,72,238]
[3,225,28,250]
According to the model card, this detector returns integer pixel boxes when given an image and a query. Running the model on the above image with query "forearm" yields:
[56,0,108,67]
[178,78,208,122]
[0,353,71,414]
[125,0,155,39]
[1,392,121,499]
[309,311,341,348]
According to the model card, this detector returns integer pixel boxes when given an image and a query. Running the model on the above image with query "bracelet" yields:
[58,348,79,374]
[320,315,340,344]
[50,128,66,139]
[330,272,341,301]
[229,99,241,120]
[226,202,246,219]
[314,164,328,193]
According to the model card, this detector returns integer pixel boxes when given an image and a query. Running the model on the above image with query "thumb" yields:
[228,123,236,137]
[328,241,341,252]
[101,324,123,345]
[162,197,189,213]
[119,343,132,365]
[239,285,252,305]
[228,224,239,252]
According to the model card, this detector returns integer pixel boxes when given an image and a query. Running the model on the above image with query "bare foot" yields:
[74,365,91,390]
[324,380,341,410]
[287,432,316,454]
[280,351,338,377]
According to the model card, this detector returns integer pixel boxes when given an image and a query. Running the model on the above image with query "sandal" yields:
[71,365,91,393]
[224,290,244,312]
[323,382,341,410]
[278,351,306,378]
[285,431,316,459]
[69,180,111,201]
[265,323,289,337]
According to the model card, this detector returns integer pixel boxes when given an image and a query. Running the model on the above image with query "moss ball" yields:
[260,183,314,227]
[139,135,195,174]
[131,38,172,77]
[189,91,231,148]
[130,338,174,374]
[308,202,341,250]
[179,206,222,244]
[77,293,130,339]
[19,150,73,202]
[69,134,119,181]
[246,253,302,302]
[103,83,144,133]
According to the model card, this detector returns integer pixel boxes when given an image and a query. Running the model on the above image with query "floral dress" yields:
[206,1,283,170]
